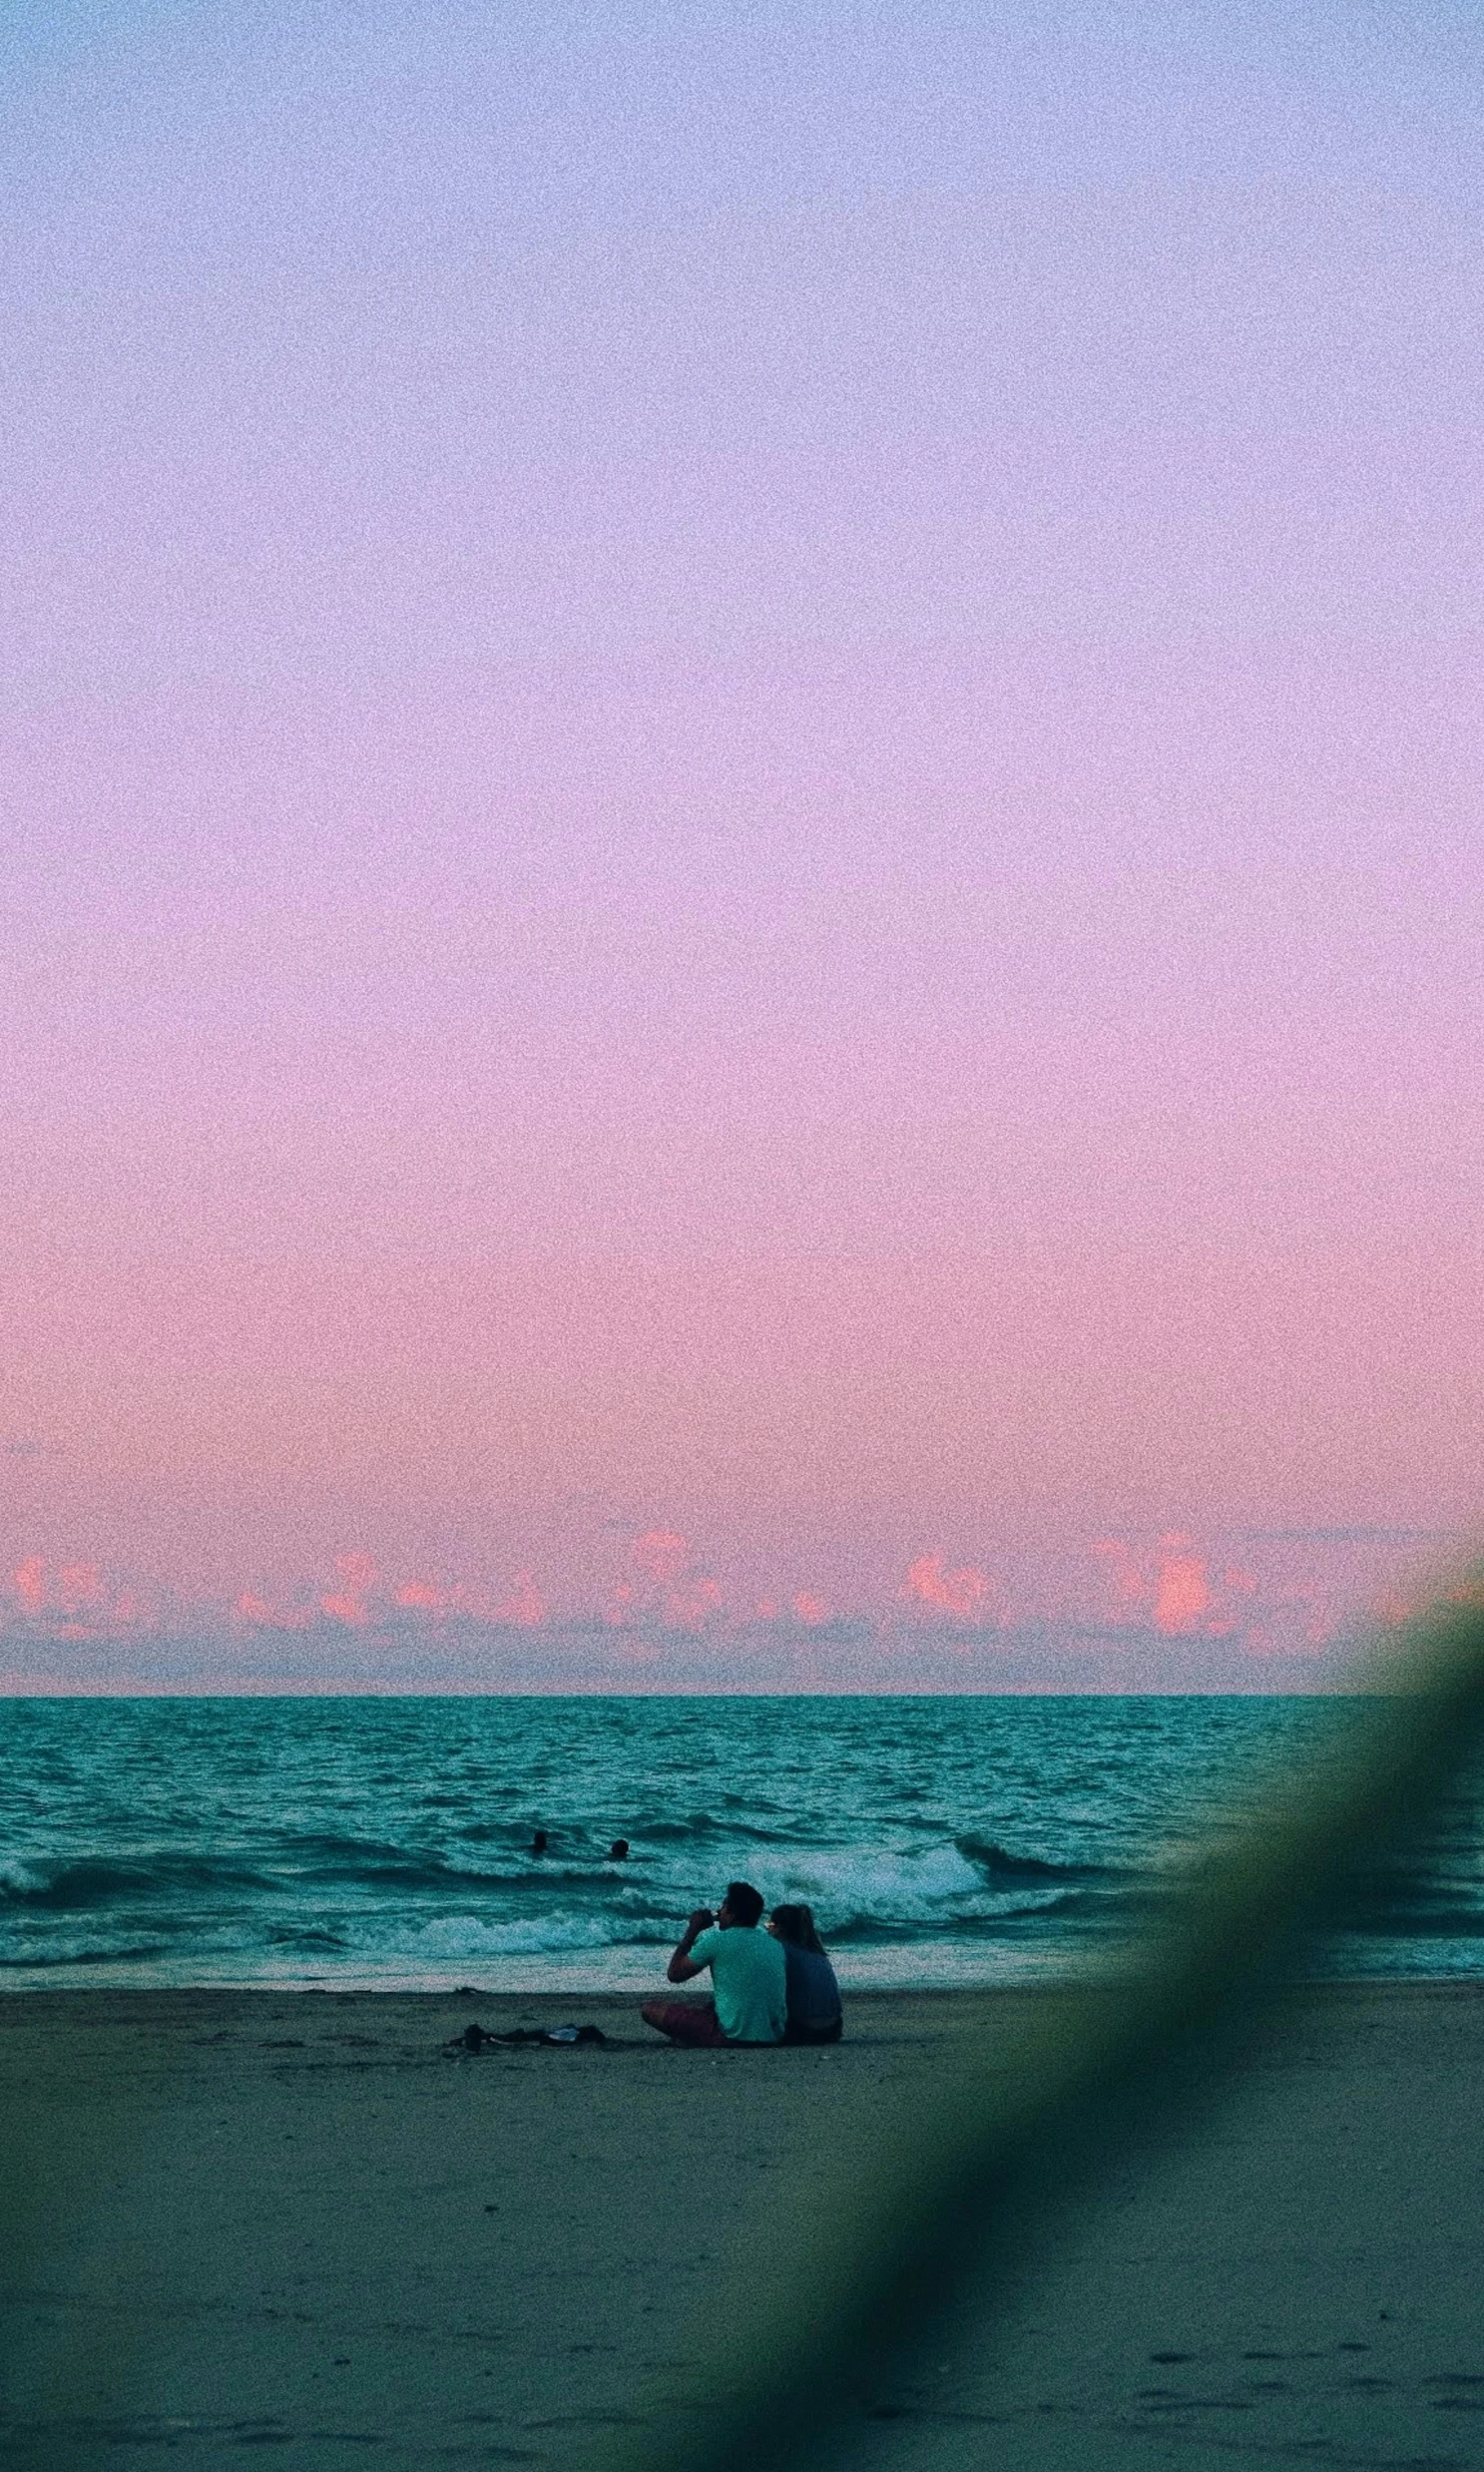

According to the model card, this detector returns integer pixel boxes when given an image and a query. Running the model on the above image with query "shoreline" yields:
[0,1953,1476,1999]
[4,1969,1484,2006]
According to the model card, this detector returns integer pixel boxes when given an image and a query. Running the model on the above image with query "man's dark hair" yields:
[722,1879,764,1927]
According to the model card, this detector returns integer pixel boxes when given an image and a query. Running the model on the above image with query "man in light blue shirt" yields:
[642,1879,787,2047]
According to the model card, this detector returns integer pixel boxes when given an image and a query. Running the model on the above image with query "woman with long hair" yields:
[768,1902,843,2043]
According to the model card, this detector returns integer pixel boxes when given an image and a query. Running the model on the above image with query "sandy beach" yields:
[3,1981,1484,2468]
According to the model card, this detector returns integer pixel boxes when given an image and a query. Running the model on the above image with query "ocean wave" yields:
[624,1811,801,1846]
[0,1854,270,1910]
[0,1842,669,1906]
[955,1835,1115,1883]
[0,1940,172,1969]
[744,1839,1110,1941]
[824,1906,1056,1945]
[290,1854,625,1894]
[398,1912,655,1958]
[281,1831,424,1866]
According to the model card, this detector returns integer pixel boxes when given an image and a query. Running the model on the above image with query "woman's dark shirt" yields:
[781,1941,841,2032]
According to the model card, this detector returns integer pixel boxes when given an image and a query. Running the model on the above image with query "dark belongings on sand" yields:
[446,2022,608,2053]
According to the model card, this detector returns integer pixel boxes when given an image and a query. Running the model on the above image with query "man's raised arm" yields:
[666,1906,715,1983]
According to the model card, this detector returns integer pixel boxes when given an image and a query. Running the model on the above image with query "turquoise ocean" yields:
[2,1696,1481,1993]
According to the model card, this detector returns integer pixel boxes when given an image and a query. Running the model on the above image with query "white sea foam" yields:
[400,1912,624,1958]
[768,1841,1007,1925]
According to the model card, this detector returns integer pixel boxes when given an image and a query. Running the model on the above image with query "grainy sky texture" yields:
[2,1,1480,1685]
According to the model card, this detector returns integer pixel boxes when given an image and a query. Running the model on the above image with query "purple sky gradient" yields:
[2,1,1481,1683]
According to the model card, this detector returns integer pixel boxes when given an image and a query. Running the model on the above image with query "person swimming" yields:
[768,1902,843,2043]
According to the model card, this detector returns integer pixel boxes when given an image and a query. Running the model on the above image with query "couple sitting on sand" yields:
[642,1880,842,2048]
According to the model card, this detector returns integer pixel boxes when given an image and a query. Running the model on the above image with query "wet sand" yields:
[3,1982,1484,2468]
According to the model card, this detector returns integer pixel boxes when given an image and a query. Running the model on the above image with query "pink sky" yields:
[2,3,1481,1685]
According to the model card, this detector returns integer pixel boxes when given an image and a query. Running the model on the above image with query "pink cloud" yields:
[1243,1588,1337,1656]
[57,1563,104,1616]
[901,1554,989,1621]
[392,1577,501,1622]
[235,1589,313,1632]
[10,1558,122,1636]
[1095,1535,1238,1638]
[494,1570,546,1628]
[792,1591,829,1626]
[349,1563,549,1629]
[668,1574,723,1628]
[320,1551,377,1626]
[1371,1585,1414,1626]
[632,1529,689,1584]
[608,1529,723,1632]
[1093,1538,1153,1621]
[1153,1536,1213,1636]
[13,1556,46,1615]
[395,1579,444,1613]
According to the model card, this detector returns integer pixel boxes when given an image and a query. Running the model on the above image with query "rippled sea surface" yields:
[2,1696,1482,1991]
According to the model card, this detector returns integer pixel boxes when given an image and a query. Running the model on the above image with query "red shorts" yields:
[644,1999,730,2048]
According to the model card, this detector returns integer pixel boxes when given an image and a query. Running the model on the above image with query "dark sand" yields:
[3,1983,1484,2468]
